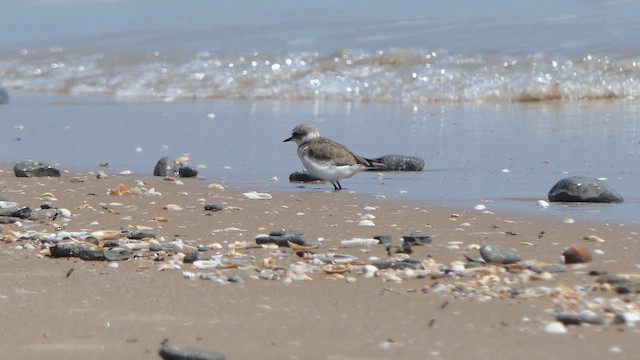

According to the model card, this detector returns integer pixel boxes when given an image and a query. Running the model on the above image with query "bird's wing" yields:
[302,138,372,167]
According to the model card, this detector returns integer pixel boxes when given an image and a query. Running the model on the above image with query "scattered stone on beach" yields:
[159,346,226,360]
[204,204,224,212]
[256,229,308,247]
[366,154,425,171]
[479,244,521,264]
[0,87,8,104]
[548,176,623,203]
[49,242,132,261]
[0,206,31,219]
[555,311,604,326]
[121,229,156,240]
[373,234,392,244]
[402,234,433,245]
[562,244,592,264]
[153,157,198,178]
[14,161,61,178]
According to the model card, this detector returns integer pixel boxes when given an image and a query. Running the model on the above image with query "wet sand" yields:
[1,166,640,359]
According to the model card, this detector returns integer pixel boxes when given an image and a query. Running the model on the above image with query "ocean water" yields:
[2,0,640,102]
[1,0,640,223]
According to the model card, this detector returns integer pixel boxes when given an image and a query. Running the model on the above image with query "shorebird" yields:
[283,124,379,190]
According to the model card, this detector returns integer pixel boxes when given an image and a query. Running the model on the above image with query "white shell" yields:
[358,220,375,227]
[474,204,486,211]
[340,238,379,247]
[544,321,567,334]
[537,200,550,209]
[243,191,272,200]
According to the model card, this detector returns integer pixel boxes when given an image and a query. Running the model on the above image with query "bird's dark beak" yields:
[283,136,292,143]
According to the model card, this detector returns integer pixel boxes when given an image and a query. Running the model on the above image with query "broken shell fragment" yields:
[322,264,349,274]
[562,244,592,264]
[90,230,121,241]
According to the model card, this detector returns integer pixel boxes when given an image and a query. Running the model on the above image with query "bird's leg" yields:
[333,181,342,190]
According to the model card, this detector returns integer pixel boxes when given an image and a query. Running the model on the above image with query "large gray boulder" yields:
[548,176,623,203]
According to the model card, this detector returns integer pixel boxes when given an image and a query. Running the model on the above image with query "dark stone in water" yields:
[288,170,322,183]
[402,234,433,245]
[479,244,521,264]
[178,166,198,178]
[153,157,181,177]
[14,161,61,178]
[548,176,623,203]
[204,204,224,212]
[159,346,226,360]
[367,154,425,171]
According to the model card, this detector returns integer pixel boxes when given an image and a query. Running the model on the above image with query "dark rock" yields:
[366,154,425,171]
[479,244,521,264]
[373,234,392,244]
[269,229,303,237]
[402,234,433,245]
[121,230,156,239]
[0,206,31,219]
[178,166,198,178]
[522,262,566,274]
[29,208,56,221]
[183,251,211,263]
[159,346,226,360]
[255,234,307,247]
[153,157,181,177]
[204,204,224,212]
[0,217,18,224]
[227,275,244,283]
[14,161,61,177]
[548,176,623,203]
[49,242,131,261]
[288,170,322,183]
[102,240,123,248]
[0,87,8,104]
[556,311,604,326]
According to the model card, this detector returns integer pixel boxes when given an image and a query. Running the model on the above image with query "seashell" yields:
[3,234,17,244]
[163,204,182,211]
[138,259,154,269]
[287,241,318,250]
[153,216,169,222]
[361,265,379,278]
[582,235,605,243]
[315,253,358,264]
[262,257,275,268]
[106,262,119,269]
[119,170,132,175]
[379,271,403,283]
[562,244,592,264]
[40,192,58,201]
[90,230,121,241]
[563,218,575,224]
[537,200,550,209]
[108,184,130,195]
[340,238,380,247]
[322,264,349,274]
[208,183,225,190]
[474,204,486,211]
[360,214,376,220]
[544,321,568,334]
[358,220,375,227]
[243,191,272,200]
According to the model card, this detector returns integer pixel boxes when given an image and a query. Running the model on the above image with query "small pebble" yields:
[358,220,375,227]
